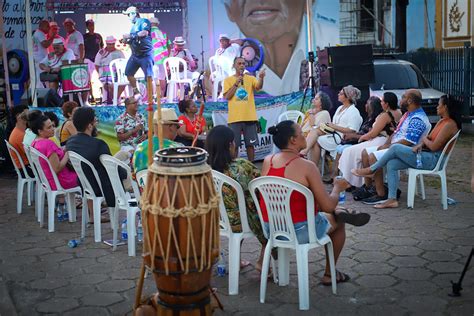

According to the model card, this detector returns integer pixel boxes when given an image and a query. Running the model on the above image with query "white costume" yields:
[65,30,84,59]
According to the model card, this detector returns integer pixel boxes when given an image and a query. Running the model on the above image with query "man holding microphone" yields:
[223,57,265,162]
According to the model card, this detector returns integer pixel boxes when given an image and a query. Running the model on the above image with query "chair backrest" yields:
[249,176,320,247]
[23,144,41,181]
[209,56,233,82]
[278,110,304,124]
[4,140,31,179]
[431,130,461,172]
[68,151,103,199]
[163,57,190,81]
[28,146,64,192]
[109,58,129,85]
[135,169,148,189]
[99,154,141,207]
[212,170,252,237]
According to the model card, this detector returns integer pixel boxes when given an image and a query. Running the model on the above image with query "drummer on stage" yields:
[39,38,75,92]
[121,6,154,99]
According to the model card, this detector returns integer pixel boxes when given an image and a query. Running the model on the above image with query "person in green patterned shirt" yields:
[206,125,267,272]
[150,17,171,94]
[133,108,183,173]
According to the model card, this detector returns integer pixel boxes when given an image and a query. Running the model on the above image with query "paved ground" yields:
[1,134,473,315]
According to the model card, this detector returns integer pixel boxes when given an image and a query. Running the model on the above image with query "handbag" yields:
[40,72,59,82]
[320,123,342,144]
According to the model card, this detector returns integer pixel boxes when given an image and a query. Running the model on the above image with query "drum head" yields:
[154,147,208,167]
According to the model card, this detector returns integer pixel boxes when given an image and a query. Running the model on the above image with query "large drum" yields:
[140,147,220,316]
[60,63,90,93]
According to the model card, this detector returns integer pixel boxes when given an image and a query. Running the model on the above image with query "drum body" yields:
[141,147,219,315]
[60,63,90,93]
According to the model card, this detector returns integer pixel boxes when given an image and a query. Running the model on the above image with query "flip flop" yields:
[335,207,370,227]
[321,270,351,286]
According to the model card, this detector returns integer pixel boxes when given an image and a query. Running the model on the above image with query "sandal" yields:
[321,270,351,286]
[335,207,370,227]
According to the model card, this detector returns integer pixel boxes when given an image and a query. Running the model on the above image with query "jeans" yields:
[369,143,440,199]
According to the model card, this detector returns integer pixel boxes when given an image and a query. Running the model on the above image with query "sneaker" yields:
[362,194,388,205]
[353,185,375,201]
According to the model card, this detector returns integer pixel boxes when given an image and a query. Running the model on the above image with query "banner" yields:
[212,102,286,161]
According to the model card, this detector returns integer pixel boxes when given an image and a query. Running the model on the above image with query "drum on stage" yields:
[140,147,219,315]
[60,63,90,93]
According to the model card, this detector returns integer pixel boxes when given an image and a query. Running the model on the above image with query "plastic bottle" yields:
[57,202,63,222]
[216,251,226,277]
[336,176,346,205]
[137,216,143,242]
[416,150,423,169]
[63,202,69,221]
[67,239,81,248]
[121,219,128,241]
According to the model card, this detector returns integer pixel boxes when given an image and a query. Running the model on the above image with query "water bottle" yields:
[63,202,69,221]
[56,202,63,222]
[336,176,346,205]
[121,219,128,241]
[137,217,143,242]
[416,150,423,169]
[67,239,81,248]
[216,251,226,277]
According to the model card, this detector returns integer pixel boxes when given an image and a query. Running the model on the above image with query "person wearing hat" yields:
[121,6,153,98]
[214,34,242,62]
[150,17,171,94]
[83,19,104,63]
[32,20,54,88]
[171,36,197,72]
[39,38,75,91]
[46,22,66,54]
[63,18,84,61]
[132,108,184,173]
[95,36,125,104]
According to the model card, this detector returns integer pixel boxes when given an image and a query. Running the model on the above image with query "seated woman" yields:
[29,111,78,208]
[59,101,79,146]
[206,125,266,270]
[300,91,332,157]
[262,120,370,284]
[176,99,207,147]
[352,94,461,209]
[309,85,363,170]
[340,92,402,194]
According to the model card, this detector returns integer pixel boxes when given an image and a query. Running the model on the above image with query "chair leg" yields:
[47,193,56,233]
[295,248,309,310]
[93,199,102,242]
[17,179,24,214]
[407,172,417,209]
[326,242,337,295]
[278,248,290,286]
[212,81,218,101]
[27,181,32,206]
[440,173,448,210]
[66,193,76,222]
[228,235,242,295]
[259,242,273,304]
[37,188,45,227]
[419,174,426,200]
[113,85,118,105]
[127,209,136,256]
[111,207,119,251]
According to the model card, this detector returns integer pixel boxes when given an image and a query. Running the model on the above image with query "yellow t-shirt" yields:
[223,74,259,123]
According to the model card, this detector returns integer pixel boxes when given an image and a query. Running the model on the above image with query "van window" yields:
[370,63,431,90]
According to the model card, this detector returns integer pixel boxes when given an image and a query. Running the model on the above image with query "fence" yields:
[396,42,473,118]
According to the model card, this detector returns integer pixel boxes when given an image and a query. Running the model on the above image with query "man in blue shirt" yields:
[121,6,153,98]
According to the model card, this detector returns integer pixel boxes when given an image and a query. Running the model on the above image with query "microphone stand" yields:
[200,35,205,71]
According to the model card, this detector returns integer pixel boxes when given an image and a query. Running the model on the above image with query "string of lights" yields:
[45,1,182,12]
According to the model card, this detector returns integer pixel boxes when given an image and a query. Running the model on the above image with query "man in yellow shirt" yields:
[223,57,265,161]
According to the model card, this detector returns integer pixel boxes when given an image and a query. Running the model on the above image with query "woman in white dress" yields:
[310,85,363,167]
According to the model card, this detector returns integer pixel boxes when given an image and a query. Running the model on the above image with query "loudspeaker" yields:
[317,44,374,87]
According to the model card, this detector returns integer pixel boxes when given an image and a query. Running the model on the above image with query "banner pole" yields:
[146,77,154,166]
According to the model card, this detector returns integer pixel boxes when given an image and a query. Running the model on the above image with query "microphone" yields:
[238,69,244,86]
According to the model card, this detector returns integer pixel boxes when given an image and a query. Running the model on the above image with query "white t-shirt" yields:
[332,104,363,134]
[65,30,84,59]
[39,48,75,68]
[32,29,48,62]
[94,49,125,78]
[215,43,240,63]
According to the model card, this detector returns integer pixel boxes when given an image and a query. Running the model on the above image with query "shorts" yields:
[366,146,388,161]
[229,121,258,147]
[153,63,166,80]
[263,212,331,244]
[125,53,154,78]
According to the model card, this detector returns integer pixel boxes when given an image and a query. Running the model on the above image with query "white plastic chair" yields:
[212,170,259,295]
[277,110,304,124]
[249,176,337,311]
[109,58,145,105]
[209,56,233,101]
[100,154,141,256]
[28,147,81,232]
[5,140,36,214]
[23,144,43,221]
[407,130,461,210]
[163,57,193,103]
[68,151,118,246]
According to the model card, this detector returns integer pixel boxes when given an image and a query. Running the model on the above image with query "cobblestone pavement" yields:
[1,135,473,315]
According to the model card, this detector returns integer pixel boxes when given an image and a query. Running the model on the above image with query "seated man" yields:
[114,97,147,152]
[214,33,242,63]
[39,38,75,92]
[133,108,183,173]
[8,105,33,177]
[170,36,197,73]
[95,36,125,104]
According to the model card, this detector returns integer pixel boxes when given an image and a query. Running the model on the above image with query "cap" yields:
[173,36,186,45]
[153,108,180,125]
[63,18,75,25]
[149,17,160,24]
[219,33,230,40]
[123,6,138,15]
[52,38,64,45]
[105,36,117,44]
